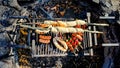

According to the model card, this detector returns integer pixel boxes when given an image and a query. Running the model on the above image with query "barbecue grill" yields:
[15,14,108,58]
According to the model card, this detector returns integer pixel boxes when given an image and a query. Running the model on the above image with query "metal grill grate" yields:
[23,17,108,57]
[31,31,95,57]
[33,44,67,57]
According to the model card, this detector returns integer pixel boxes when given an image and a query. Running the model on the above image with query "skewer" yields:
[87,23,109,26]
[16,24,50,30]
[21,22,109,26]
[99,16,115,19]
[15,24,104,34]
[84,30,103,34]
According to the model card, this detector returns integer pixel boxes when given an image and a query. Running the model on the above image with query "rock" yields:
[100,0,120,12]
[55,59,62,68]
[111,0,120,6]
[0,33,10,57]
[7,0,22,11]
[117,20,120,24]
[92,0,100,4]
[0,57,13,68]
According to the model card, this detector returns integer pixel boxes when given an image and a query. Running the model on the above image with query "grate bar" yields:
[102,43,119,46]
[87,12,93,56]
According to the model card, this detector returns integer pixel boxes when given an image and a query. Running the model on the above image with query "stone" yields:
[0,57,13,68]
[8,0,22,11]
[100,0,120,12]
[92,0,100,4]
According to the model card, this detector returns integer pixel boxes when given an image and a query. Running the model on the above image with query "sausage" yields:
[39,35,51,40]
[76,35,83,41]
[39,39,50,44]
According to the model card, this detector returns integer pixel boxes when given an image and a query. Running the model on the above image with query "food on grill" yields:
[81,25,87,29]
[74,39,79,48]
[76,35,83,41]
[37,23,49,28]
[77,32,84,36]
[29,20,85,52]
[66,41,74,52]
[51,27,84,33]
[51,27,69,33]
[39,35,51,40]
[39,39,50,44]
[53,37,68,52]
[65,31,84,51]
[38,35,51,44]
[57,21,67,27]
[72,32,83,37]
[35,29,50,34]
[44,20,86,27]
[66,38,81,52]
[75,24,81,28]
[48,21,67,27]
[75,24,87,29]
[43,21,67,27]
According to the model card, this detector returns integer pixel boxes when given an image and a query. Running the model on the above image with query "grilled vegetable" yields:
[66,41,74,52]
